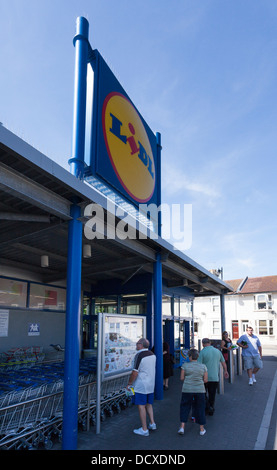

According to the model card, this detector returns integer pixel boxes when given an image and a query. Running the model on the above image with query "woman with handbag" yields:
[221,331,232,363]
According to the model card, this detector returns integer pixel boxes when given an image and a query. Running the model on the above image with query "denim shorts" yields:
[132,392,154,405]
[243,355,263,370]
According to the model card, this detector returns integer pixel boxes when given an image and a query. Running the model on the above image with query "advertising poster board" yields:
[0,309,9,337]
[102,313,146,380]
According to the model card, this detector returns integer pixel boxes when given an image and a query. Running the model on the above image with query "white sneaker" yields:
[148,422,157,430]
[252,374,256,383]
[200,428,206,436]
[178,427,184,435]
[249,378,253,385]
[133,427,149,436]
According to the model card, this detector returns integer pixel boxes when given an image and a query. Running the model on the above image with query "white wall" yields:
[193,293,277,346]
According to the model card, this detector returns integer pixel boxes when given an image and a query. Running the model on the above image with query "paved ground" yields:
[53,345,277,453]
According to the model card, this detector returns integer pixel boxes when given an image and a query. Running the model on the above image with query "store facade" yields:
[0,17,232,449]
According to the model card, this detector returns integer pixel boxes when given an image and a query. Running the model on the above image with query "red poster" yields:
[45,290,57,306]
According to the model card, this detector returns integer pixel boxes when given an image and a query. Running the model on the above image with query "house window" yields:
[254,294,272,310]
[211,297,219,313]
[212,320,220,335]
[242,321,249,333]
[257,320,274,336]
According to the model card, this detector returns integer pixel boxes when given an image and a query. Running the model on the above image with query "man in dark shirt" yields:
[127,338,156,436]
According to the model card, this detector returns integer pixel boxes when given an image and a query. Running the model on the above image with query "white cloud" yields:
[219,231,259,272]
[236,257,257,269]
[162,163,220,199]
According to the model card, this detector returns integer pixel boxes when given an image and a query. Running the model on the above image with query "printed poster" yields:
[0,309,9,337]
[102,314,145,378]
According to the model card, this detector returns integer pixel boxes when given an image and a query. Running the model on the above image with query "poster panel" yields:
[0,310,9,337]
[102,313,145,379]
[0,277,27,308]
[29,283,66,311]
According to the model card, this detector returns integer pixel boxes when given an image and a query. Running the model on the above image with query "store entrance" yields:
[162,296,193,366]
[82,293,147,352]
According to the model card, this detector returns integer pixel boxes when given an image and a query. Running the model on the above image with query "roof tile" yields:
[225,275,277,294]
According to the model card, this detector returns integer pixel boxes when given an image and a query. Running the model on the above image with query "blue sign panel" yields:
[85,50,160,208]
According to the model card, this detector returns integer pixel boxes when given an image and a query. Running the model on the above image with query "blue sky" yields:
[1,0,277,281]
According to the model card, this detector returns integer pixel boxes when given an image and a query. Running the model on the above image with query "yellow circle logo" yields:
[102,92,155,202]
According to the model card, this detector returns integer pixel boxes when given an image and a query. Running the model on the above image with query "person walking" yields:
[127,338,156,436]
[221,331,232,362]
[198,338,229,415]
[163,341,173,390]
[178,348,208,436]
[221,331,233,373]
[237,326,263,385]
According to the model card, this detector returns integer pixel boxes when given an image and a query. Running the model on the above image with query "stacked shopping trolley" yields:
[0,352,131,450]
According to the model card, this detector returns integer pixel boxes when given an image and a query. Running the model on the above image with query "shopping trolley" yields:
[0,357,133,449]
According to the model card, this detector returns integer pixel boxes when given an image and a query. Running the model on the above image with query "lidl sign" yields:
[102,92,156,203]
[86,50,159,207]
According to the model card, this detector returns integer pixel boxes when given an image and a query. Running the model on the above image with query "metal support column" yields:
[153,252,163,400]
[117,296,121,314]
[62,203,83,450]
[156,132,162,237]
[147,286,154,349]
[220,293,226,333]
[236,347,243,375]
[164,319,174,362]
[89,298,96,349]
[62,16,89,449]
[218,364,224,394]
[96,312,103,434]
[228,350,235,384]
[68,16,89,180]
[191,300,195,348]
[184,321,190,349]
[169,297,175,361]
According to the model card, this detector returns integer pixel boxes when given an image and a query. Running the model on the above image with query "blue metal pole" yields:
[68,16,89,180]
[147,285,154,349]
[62,204,82,450]
[168,319,175,363]
[153,252,163,400]
[220,293,226,332]
[156,132,162,237]
[191,300,195,348]
[184,321,190,349]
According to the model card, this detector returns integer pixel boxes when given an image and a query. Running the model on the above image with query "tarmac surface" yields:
[53,344,277,453]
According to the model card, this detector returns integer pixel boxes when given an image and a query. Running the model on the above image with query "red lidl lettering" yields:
[109,113,154,180]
